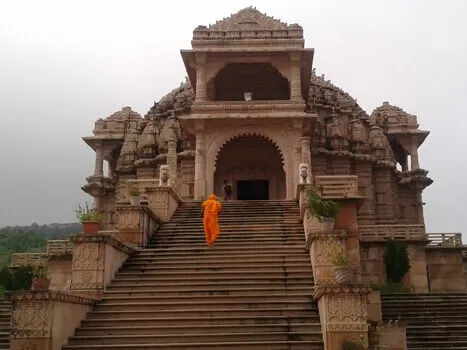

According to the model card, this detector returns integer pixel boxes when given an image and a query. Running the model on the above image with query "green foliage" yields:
[330,241,349,266]
[342,341,365,350]
[373,282,410,294]
[0,266,35,291]
[33,266,47,278]
[384,240,410,283]
[306,188,339,220]
[75,203,101,223]
[128,185,140,196]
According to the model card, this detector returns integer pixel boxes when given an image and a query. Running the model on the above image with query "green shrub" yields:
[373,282,410,294]
[384,240,410,283]
[0,266,35,291]
[75,203,101,223]
[342,341,365,350]
[306,189,339,220]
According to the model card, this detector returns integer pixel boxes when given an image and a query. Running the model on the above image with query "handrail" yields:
[140,206,161,247]
[10,253,48,268]
[46,240,74,256]
[359,224,426,241]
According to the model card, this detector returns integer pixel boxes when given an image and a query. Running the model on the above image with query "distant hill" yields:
[0,222,81,239]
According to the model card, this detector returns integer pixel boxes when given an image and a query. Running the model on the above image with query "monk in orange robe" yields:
[202,194,222,247]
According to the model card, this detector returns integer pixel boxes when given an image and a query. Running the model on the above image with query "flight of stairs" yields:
[63,200,324,349]
[0,299,11,349]
[382,293,467,350]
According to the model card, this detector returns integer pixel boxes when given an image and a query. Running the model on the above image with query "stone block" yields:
[378,325,407,350]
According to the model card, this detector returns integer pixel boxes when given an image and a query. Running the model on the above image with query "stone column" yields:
[301,136,312,182]
[94,145,104,177]
[194,128,206,200]
[195,53,207,103]
[410,144,420,171]
[313,285,371,350]
[355,160,376,225]
[293,139,301,191]
[289,52,302,100]
[167,130,178,190]
[108,160,116,179]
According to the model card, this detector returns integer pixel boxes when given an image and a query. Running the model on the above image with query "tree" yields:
[384,240,410,283]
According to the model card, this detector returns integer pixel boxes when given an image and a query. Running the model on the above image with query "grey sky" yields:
[0,0,466,239]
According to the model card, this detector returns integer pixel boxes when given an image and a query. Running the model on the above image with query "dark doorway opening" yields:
[237,180,269,200]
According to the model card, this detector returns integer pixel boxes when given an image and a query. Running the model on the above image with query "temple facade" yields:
[83,7,431,230]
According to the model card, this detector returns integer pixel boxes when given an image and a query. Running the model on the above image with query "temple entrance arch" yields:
[213,135,286,200]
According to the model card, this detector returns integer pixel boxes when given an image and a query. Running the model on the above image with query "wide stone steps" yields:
[64,200,323,350]
[382,293,467,350]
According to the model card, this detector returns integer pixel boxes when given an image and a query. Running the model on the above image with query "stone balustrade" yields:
[10,253,48,268]
[115,204,161,246]
[359,224,427,241]
[47,240,74,257]
[427,233,463,247]
[314,175,359,199]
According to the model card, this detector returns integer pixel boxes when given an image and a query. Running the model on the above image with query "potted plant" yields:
[31,266,50,291]
[330,241,354,284]
[128,184,140,206]
[307,189,339,232]
[76,202,101,234]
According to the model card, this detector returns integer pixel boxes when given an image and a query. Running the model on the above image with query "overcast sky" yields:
[0,0,466,238]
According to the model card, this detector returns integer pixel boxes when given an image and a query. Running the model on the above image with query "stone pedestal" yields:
[115,204,160,246]
[313,285,371,350]
[70,234,135,297]
[147,186,182,222]
[378,325,407,350]
[8,291,95,350]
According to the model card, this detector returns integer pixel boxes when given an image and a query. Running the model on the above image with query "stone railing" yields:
[427,233,463,247]
[314,175,359,199]
[10,253,48,268]
[359,224,427,241]
[47,240,74,256]
[141,205,161,247]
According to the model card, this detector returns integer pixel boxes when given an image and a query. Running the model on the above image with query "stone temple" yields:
[6,7,467,350]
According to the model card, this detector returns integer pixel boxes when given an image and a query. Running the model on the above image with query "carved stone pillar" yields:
[70,234,135,297]
[94,145,104,177]
[355,160,376,225]
[108,160,116,179]
[313,285,371,350]
[410,144,420,171]
[293,139,301,191]
[8,291,95,350]
[301,136,312,182]
[194,129,206,200]
[374,166,396,224]
[167,134,178,190]
[195,53,207,102]
[289,52,302,100]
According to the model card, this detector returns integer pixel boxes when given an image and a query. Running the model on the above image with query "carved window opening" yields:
[210,63,290,101]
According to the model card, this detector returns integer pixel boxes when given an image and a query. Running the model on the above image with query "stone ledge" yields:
[70,233,136,255]
[7,290,96,305]
[312,284,372,301]
[305,230,347,251]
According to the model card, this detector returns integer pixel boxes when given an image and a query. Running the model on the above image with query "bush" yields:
[75,203,101,223]
[0,266,35,291]
[306,189,339,220]
[342,341,365,350]
[330,241,349,266]
[373,282,410,294]
[384,240,410,283]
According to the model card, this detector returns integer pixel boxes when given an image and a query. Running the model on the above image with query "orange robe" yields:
[202,194,222,246]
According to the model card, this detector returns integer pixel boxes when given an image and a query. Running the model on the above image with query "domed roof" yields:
[308,70,369,118]
[370,101,419,131]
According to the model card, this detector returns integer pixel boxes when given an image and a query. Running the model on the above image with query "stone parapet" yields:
[69,233,136,297]
[147,185,182,222]
[313,284,371,350]
[8,290,95,350]
[115,204,161,246]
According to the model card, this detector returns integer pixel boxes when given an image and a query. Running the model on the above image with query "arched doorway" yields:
[214,135,286,200]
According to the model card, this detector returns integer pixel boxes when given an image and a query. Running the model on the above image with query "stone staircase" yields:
[63,200,323,349]
[0,299,11,350]
[382,293,467,350]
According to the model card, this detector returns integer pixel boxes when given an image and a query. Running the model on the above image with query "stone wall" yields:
[426,248,466,292]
